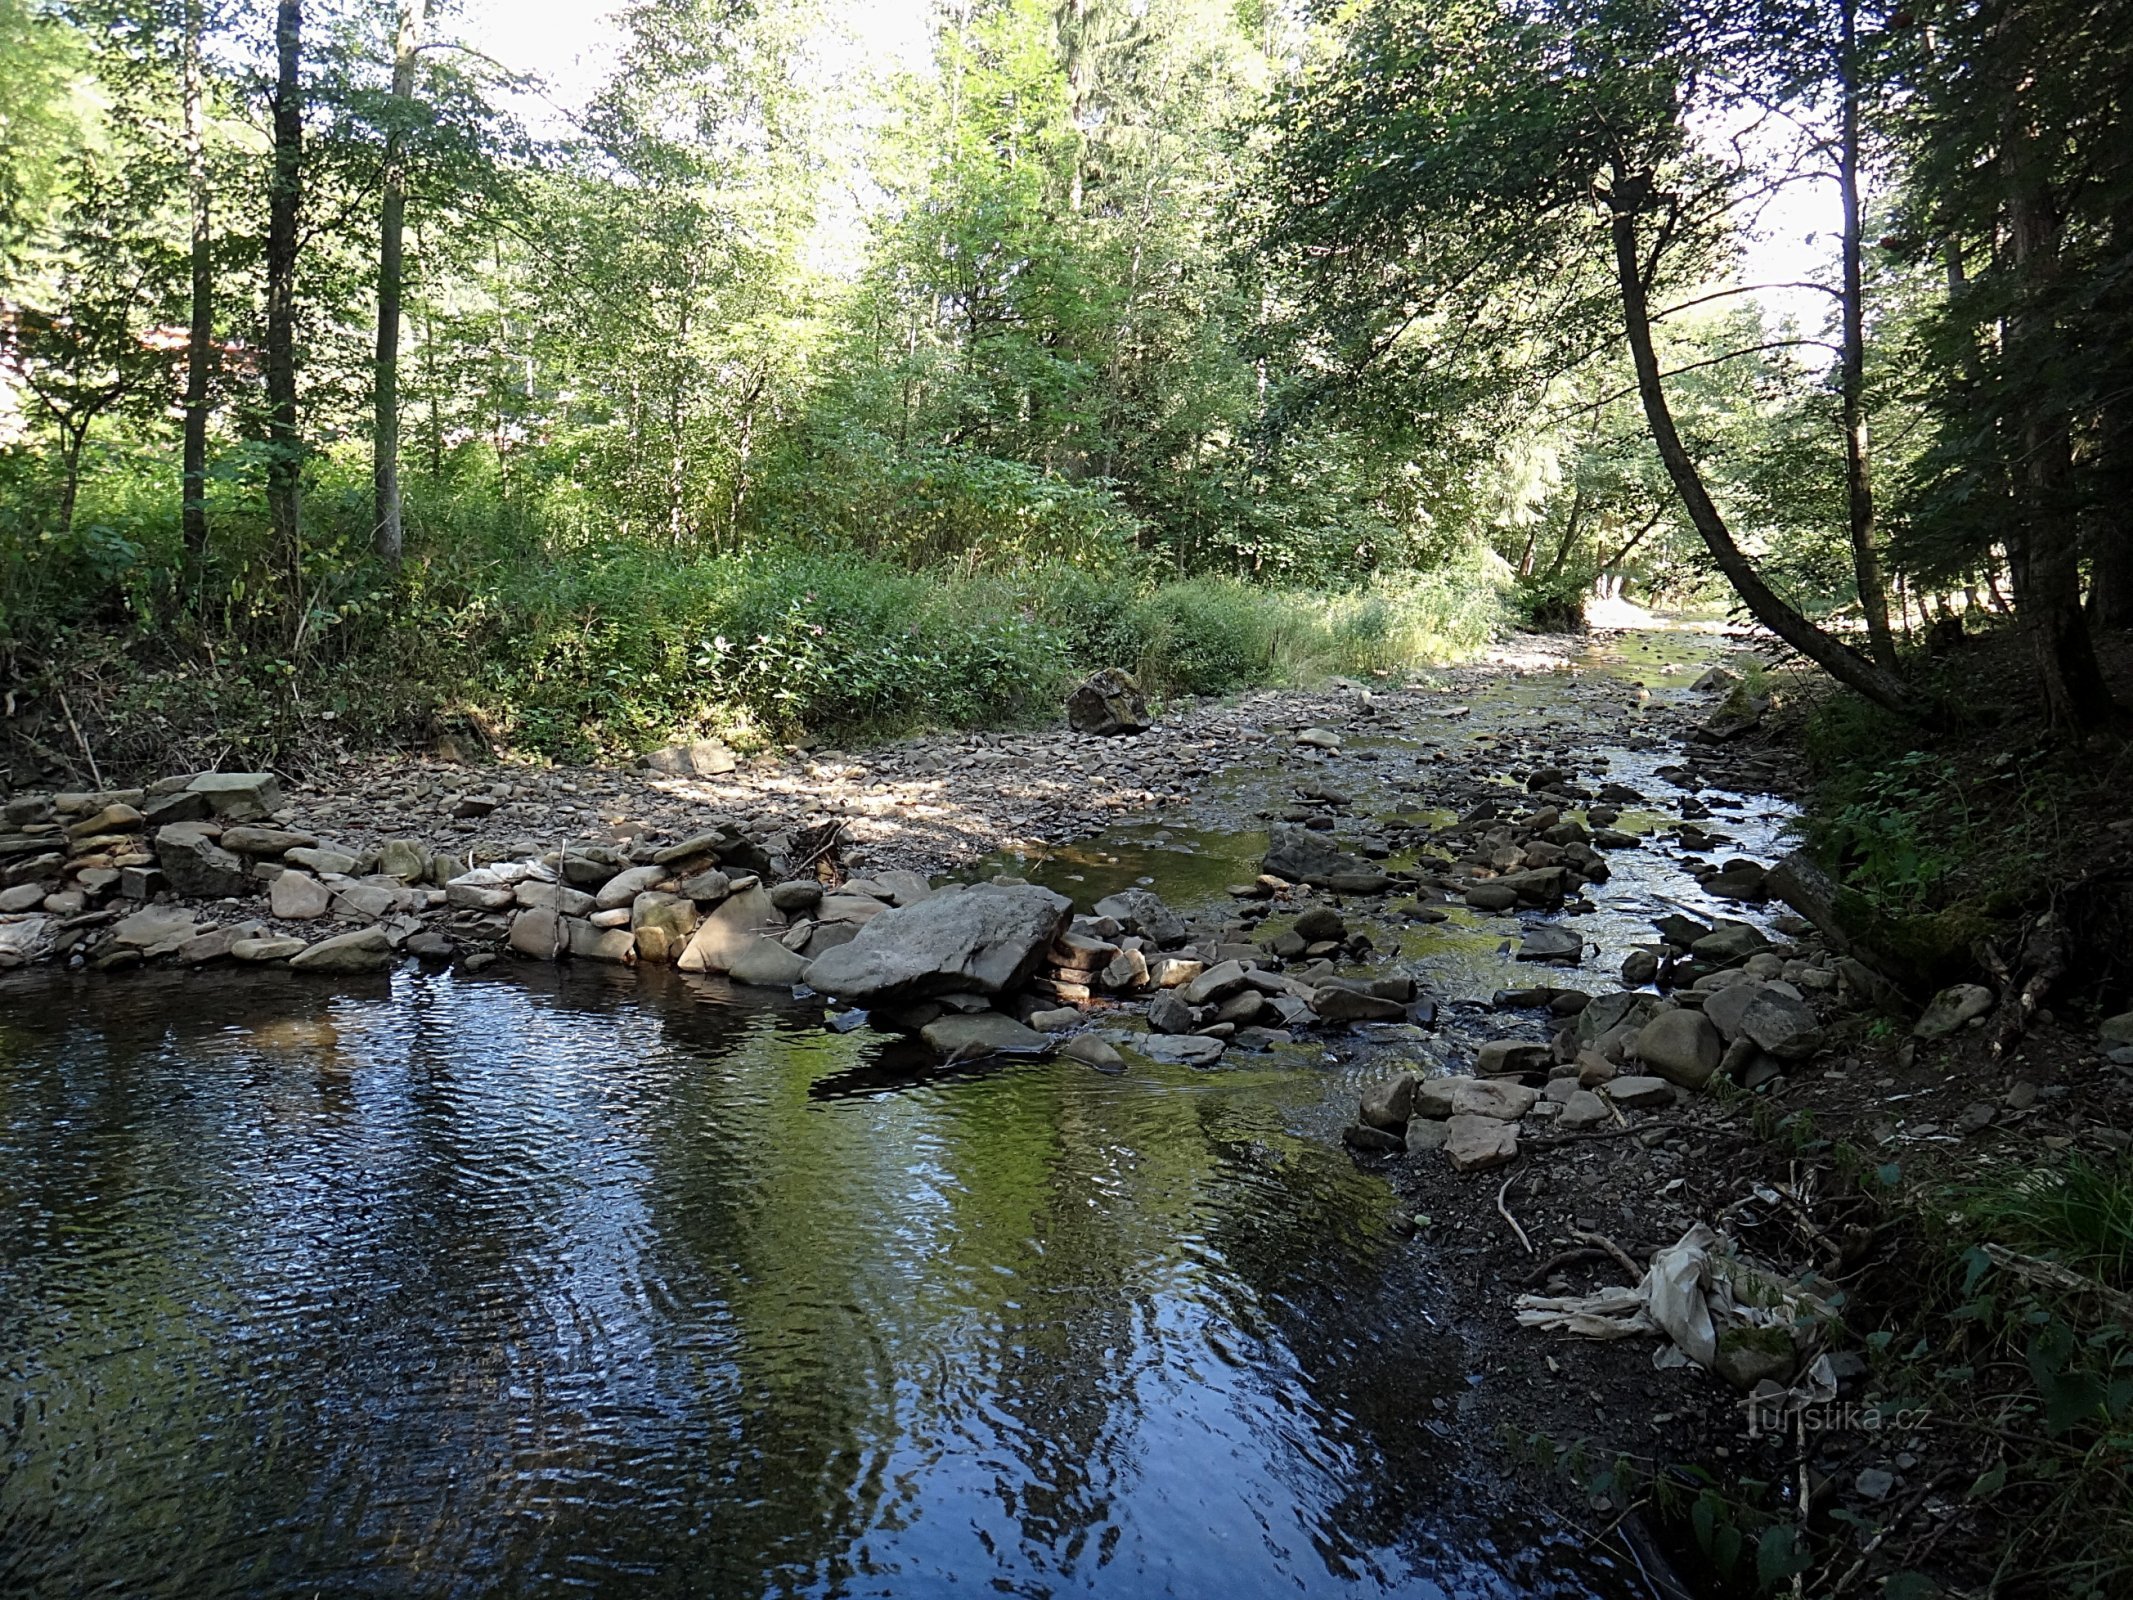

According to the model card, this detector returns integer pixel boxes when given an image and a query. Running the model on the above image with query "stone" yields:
[113,906,201,949]
[567,919,637,964]
[631,892,700,964]
[1636,1009,1722,1088]
[220,825,316,856]
[186,771,284,822]
[1413,1076,1537,1120]
[445,880,517,912]
[1148,991,1195,1034]
[770,880,823,914]
[1854,1467,1895,1503]
[679,869,733,905]
[377,839,428,882]
[1029,1006,1082,1032]
[509,907,565,960]
[818,893,890,925]
[1690,922,1769,964]
[1741,990,1823,1062]
[1599,1074,1672,1109]
[1062,1035,1126,1070]
[155,823,252,899]
[1698,683,1769,741]
[1576,990,1664,1045]
[270,871,331,920]
[66,803,144,839]
[0,883,46,912]
[1476,1040,1552,1076]
[1311,984,1406,1023]
[516,879,597,917]
[874,869,934,906]
[1621,948,1659,987]
[335,882,409,920]
[1517,926,1584,963]
[1291,906,1346,944]
[1703,979,1774,1041]
[1181,959,1250,1005]
[1135,1033,1226,1066]
[1360,1073,1419,1131]
[1464,881,1518,912]
[1444,1114,1519,1171]
[1066,668,1152,736]
[921,1012,1053,1059]
[1342,1124,1404,1154]
[289,925,394,974]
[597,863,666,910]
[1558,1089,1609,1129]
[724,936,812,988]
[1909,982,1994,1040]
[142,789,212,827]
[1261,826,1392,894]
[804,882,1072,1003]
[2101,1012,2133,1048]
[231,936,307,963]
[1296,727,1341,750]
[1147,956,1204,989]
[676,885,784,975]
[1714,1326,1796,1390]
[1093,889,1185,946]
[286,846,361,876]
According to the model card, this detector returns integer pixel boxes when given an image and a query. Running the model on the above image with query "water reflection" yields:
[0,966,1631,1598]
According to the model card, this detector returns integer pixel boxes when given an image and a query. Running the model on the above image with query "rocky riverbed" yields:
[7,624,2129,1594]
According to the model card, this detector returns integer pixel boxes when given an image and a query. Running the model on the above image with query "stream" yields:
[0,627,1790,1599]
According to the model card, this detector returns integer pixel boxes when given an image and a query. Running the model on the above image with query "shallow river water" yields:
[0,630,1783,1599]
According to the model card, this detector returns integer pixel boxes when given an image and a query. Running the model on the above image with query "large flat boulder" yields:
[186,771,284,822]
[1261,826,1392,894]
[676,885,783,974]
[804,882,1071,1003]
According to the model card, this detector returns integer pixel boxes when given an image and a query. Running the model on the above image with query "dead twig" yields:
[56,689,103,791]
[1571,1229,1645,1279]
[1982,1243,2133,1324]
[1496,1173,1534,1254]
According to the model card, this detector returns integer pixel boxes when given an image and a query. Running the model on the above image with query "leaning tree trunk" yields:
[180,0,213,558]
[1605,168,1934,722]
[1838,0,1897,670]
[264,0,304,576]
[372,0,425,567]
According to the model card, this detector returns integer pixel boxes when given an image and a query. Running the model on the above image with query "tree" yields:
[372,0,426,566]
[1256,0,1939,717]
[264,0,303,571]
[180,0,213,556]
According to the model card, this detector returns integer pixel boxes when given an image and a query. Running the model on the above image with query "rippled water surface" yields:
[0,964,1633,1599]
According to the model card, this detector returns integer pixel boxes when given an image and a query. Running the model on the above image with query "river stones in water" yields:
[1689,922,1769,964]
[806,882,1071,1003]
[1476,1040,1551,1076]
[1134,1033,1226,1066]
[1093,889,1184,946]
[509,907,565,960]
[677,884,783,975]
[1517,926,1583,964]
[1343,1123,1405,1154]
[231,935,308,963]
[1360,1073,1418,1130]
[289,925,394,974]
[1621,949,1659,987]
[1260,826,1391,894]
[596,864,666,910]
[921,1012,1052,1060]
[1061,1034,1126,1071]
[724,936,811,988]
[1311,984,1406,1023]
[1413,1076,1537,1120]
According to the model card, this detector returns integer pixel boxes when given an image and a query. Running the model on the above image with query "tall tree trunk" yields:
[1838,0,1897,670]
[372,0,425,567]
[2000,96,2115,726]
[180,0,213,558]
[1605,167,1934,721]
[264,0,303,576]
[2093,392,2133,628]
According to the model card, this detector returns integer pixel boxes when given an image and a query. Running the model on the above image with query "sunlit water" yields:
[0,629,1776,1599]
